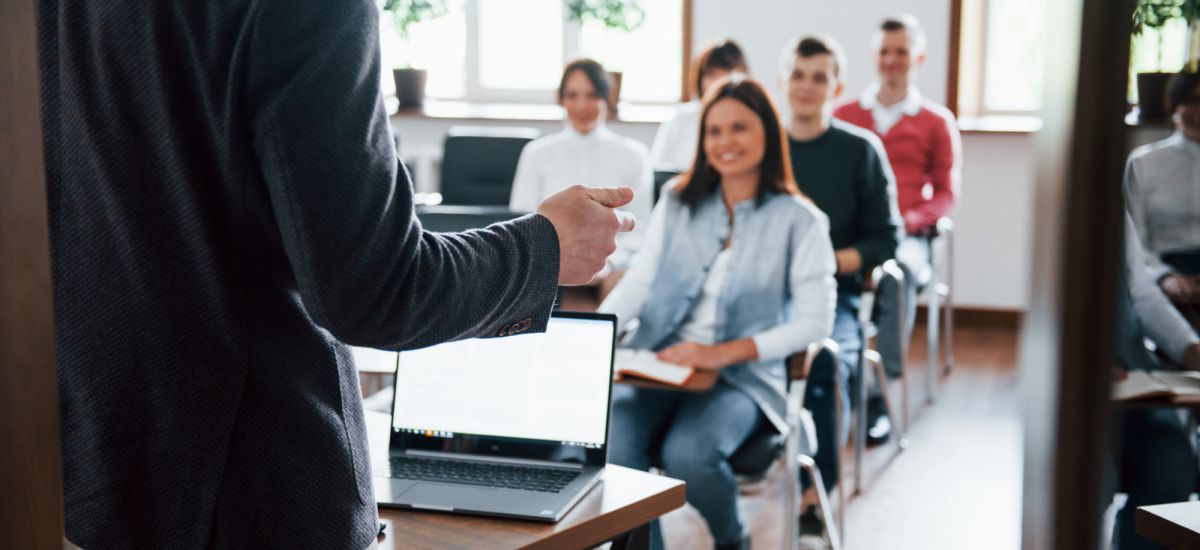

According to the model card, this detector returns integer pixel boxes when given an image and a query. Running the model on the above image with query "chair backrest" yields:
[415,205,523,233]
[439,126,540,206]
[729,340,839,477]
[652,170,680,205]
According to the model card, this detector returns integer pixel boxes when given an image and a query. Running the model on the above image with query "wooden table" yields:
[1136,501,1200,549]
[365,412,686,549]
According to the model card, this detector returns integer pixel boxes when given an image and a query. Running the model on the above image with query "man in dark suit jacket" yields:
[36,0,634,548]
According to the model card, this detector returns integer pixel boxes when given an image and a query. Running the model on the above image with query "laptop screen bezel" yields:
[387,310,616,467]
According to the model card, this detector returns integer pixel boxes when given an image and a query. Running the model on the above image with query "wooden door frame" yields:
[0,0,64,547]
[1019,0,1133,548]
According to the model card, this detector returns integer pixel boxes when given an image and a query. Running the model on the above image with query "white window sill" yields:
[386,97,676,125]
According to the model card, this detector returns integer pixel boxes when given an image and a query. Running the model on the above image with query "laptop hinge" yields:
[403,449,584,470]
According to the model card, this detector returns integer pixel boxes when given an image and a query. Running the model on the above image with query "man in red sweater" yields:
[834,14,962,445]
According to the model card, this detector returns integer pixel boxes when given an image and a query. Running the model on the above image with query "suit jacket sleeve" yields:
[243,0,559,349]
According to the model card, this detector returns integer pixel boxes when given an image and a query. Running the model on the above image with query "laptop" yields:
[373,311,617,522]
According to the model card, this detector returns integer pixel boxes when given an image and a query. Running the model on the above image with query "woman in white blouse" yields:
[1125,71,1200,324]
[649,39,750,171]
[509,58,652,271]
[599,76,836,550]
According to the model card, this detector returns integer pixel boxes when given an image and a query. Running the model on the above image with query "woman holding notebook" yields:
[598,76,836,550]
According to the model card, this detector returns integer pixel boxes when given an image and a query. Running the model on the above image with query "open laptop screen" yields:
[391,313,615,448]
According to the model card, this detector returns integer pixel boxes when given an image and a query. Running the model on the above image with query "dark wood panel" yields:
[0,0,65,548]
[1019,0,1133,548]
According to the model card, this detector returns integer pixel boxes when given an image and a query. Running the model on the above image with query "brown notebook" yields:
[614,349,718,391]
[1113,370,1200,404]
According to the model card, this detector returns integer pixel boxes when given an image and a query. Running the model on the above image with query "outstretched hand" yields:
[537,185,637,286]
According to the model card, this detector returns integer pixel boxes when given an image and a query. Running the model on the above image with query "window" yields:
[380,0,684,104]
[1129,18,1190,102]
[955,0,1049,116]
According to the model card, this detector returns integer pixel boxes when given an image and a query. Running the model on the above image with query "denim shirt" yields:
[621,187,836,434]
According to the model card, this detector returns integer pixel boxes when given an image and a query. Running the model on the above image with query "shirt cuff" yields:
[752,331,794,363]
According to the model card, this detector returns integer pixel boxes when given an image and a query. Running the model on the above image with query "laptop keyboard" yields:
[385,456,580,493]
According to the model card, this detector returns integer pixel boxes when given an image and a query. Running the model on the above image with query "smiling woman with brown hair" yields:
[599,76,836,550]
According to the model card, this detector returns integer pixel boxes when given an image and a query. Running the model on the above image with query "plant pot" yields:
[393,68,428,108]
[1137,72,1174,122]
[606,71,622,120]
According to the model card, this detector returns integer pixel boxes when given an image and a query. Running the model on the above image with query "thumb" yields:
[586,186,635,208]
[614,210,637,233]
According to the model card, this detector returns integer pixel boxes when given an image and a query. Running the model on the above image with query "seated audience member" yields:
[781,34,903,530]
[600,76,836,550]
[1125,70,1200,329]
[833,14,962,445]
[1110,215,1200,550]
[650,39,750,171]
[510,58,653,272]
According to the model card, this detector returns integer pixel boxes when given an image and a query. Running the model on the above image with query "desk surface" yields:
[365,411,685,550]
[1137,502,1200,549]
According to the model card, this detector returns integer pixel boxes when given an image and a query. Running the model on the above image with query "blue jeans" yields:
[1112,408,1197,550]
[802,288,856,492]
[876,236,931,379]
[608,380,763,549]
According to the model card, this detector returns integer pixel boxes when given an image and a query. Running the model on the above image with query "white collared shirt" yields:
[649,101,702,171]
[859,82,923,135]
[1124,131,1200,280]
[509,123,654,268]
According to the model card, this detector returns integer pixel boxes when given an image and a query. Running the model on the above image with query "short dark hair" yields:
[1168,71,1200,113]
[558,58,612,108]
[689,39,749,99]
[786,35,847,82]
[674,75,800,210]
[877,14,926,54]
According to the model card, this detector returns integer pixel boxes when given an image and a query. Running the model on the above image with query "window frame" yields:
[952,0,1046,118]
[415,0,690,105]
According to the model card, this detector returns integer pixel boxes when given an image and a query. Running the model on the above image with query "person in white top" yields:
[1125,71,1200,325]
[510,58,653,274]
[649,39,749,171]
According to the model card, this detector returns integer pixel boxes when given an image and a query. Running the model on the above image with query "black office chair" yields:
[649,340,843,550]
[850,261,910,498]
[652,170,681,205]
[439,126,540,206]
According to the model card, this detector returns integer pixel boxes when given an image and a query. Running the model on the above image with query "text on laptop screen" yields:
[391,317,614,446]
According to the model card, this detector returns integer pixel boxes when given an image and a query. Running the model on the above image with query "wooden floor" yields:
[659,324,1022,550]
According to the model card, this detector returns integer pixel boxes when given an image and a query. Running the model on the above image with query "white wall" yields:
[395,0,1039,310]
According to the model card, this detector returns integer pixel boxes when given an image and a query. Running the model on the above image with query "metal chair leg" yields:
[833,357,846,544]
[866,350,906,449]
[926,249,939,404]
[798,455,842,550]
[853,330,866,497]
[943,224,955,375]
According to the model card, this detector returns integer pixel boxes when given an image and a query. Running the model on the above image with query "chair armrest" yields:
[788,339,840,381]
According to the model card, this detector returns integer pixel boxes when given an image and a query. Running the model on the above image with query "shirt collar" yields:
[859,82,923,116]
[563,120,609,140]
[1170,130,1200,154]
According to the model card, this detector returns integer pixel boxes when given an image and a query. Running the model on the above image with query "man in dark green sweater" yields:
[781,34,902,529]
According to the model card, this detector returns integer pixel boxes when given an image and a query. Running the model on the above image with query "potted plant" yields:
[383,0,447,108]
[1133,0,1200,120]
[565,0,645,115]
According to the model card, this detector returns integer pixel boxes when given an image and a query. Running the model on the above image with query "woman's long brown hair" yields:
[673,75,800,211]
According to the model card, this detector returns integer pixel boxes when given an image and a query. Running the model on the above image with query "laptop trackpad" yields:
[402,482,498,508]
